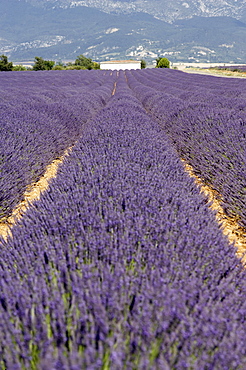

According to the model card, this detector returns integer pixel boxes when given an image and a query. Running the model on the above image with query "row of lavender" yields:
[126,68,246,227]
[0,74,245,369]
[0,70,115,220]
[215,65,246,72]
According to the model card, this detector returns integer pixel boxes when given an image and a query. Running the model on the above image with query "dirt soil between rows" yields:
[0,148,72,241]
[0,149,245,267]
[183,161,246,264]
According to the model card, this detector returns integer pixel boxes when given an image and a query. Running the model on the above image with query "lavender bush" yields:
[0,70,115,219]
[0,74,245,369]
[126,69,246,227]
[215,66,246,73]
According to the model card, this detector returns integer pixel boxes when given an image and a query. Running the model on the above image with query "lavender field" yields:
[215,66,246,73]
[0,69,246,369]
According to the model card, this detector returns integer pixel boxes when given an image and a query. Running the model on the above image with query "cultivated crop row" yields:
[0,72,245,369]
[216,66,246,73]
[0,70,116,220]
[126,69,246,227]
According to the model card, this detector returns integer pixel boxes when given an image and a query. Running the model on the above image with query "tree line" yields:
[0,54,170,71]
[0,55,100,71]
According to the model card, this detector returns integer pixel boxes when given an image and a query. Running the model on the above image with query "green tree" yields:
[141,59,146,69]
[0,55,13,71]
[74,54,94,70]
[93,61,100,70]
[33,57,55,71]
[156,57,170,68]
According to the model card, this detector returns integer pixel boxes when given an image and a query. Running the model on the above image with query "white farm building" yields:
[100,60,141,70]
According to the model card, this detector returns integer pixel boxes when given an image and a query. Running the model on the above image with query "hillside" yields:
[25,0,246,22]
[0,0,246,63]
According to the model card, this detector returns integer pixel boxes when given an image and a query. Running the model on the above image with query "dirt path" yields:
[112,82,117,95]
[0,147,73,241]
[183,161,246,264]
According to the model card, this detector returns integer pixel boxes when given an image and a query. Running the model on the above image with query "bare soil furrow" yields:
[0,147,73,241]
[182,160,246,264]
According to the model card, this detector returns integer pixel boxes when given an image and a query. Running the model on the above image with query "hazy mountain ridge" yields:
[1,0,246,63]
[25,0,246,22]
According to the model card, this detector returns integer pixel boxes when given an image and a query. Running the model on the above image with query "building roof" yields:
[100,60,141,64]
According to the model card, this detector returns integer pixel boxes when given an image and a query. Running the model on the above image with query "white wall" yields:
[100,62,141,70]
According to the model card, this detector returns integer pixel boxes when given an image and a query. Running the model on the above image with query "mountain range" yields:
[0,0,246,64]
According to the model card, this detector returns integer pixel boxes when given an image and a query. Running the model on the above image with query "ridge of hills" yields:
[0,0,246,63]
[24,0,246,23]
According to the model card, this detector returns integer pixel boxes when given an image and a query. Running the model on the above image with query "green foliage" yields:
[156,57,170,68]
[33,57,55,71]
[52,61,66,70]
[74,55,100,70]
[52,65,65,70]
[0,55,13,71]
[141,59,146,69]
[93,61,100,70]
[74,54,94,69]
[66,65,87,70]
[12,65,27,71]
